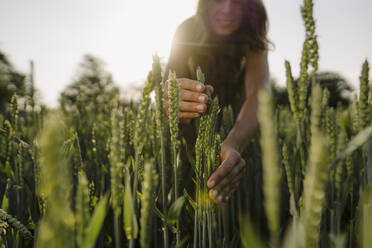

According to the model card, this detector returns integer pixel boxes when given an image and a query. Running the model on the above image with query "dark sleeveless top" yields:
[165,16,247,147]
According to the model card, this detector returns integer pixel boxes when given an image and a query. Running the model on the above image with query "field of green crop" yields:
[1,0,372,247]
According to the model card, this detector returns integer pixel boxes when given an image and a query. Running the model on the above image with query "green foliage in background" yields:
[0,50,26,114]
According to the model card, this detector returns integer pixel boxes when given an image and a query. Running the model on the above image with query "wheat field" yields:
[0,0,372,247]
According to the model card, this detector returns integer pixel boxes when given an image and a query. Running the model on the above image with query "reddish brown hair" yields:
[196,0,271,51]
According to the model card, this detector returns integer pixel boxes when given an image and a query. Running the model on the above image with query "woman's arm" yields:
[163,19,214,122]
[207,49,269,203]
[223,49,269,152]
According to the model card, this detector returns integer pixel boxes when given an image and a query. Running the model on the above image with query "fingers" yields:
[162,78,213,120]
[179,112,200,119]
[207,153,241,188]
[220,166,246,203]
[179,101,206,113]
[180,89,208,104]
[208,159,246,204]
[222,181,240,203]
[164,100,205,116]
[209,178,240,204]
[178,78,206,92]
[165,78,214,96]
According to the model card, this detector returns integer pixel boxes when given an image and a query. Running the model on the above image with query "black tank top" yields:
[165,16,247,147]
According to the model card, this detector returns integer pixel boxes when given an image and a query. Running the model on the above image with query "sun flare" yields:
[116,1,197,86]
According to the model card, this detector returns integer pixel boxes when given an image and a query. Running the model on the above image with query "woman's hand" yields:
[163,78,214,124]
[207,143,246,204]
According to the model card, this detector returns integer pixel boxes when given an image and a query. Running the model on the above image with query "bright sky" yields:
[0,0,371,106]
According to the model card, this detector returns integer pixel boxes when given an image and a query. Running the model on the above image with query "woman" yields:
[163,0,271,204]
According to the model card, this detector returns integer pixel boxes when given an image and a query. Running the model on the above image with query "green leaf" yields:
[366,139,372,184]
[152,205,165,222]
[1,193,8,211]
[330,126,372,170]
[81,193,109,248]
[183,189,197,210]
[175,235,190,248]
[3,161,11,176]
[0,128,6,135]
[167,196,185,225]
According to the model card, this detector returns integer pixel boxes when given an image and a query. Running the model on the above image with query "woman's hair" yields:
[195,0,271,51]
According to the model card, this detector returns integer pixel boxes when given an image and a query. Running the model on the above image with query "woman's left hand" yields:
[207,144,246,204]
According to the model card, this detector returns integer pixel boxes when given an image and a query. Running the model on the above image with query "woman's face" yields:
[207,0,243,38]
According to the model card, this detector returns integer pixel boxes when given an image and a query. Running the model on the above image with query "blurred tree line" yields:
[0,48,356,120]
[271,72,353,109]
[0,51,26,114]
[59,54,119,115]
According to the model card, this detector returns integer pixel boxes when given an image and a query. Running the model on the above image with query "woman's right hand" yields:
[163,78,214,124]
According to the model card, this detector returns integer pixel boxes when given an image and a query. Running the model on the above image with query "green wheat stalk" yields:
[139,160,158,248]
[110,107,125,217]
[358,186,372,248]
[36,113,75,248]
[258,89,281,247]
[109,106,125,248]
[301,0,319,77]
[282,143,297,214]
[0,208,32,240]
[132,72,154,237]
[351,98,360,134]
[152,54,169,248]
[76,171,90,247]
[359,60,370,129]
[321,88,330,128]
[325,108,336,160]
[285,61,299,120]
[300,84,329,248]
[167,70,181,244]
